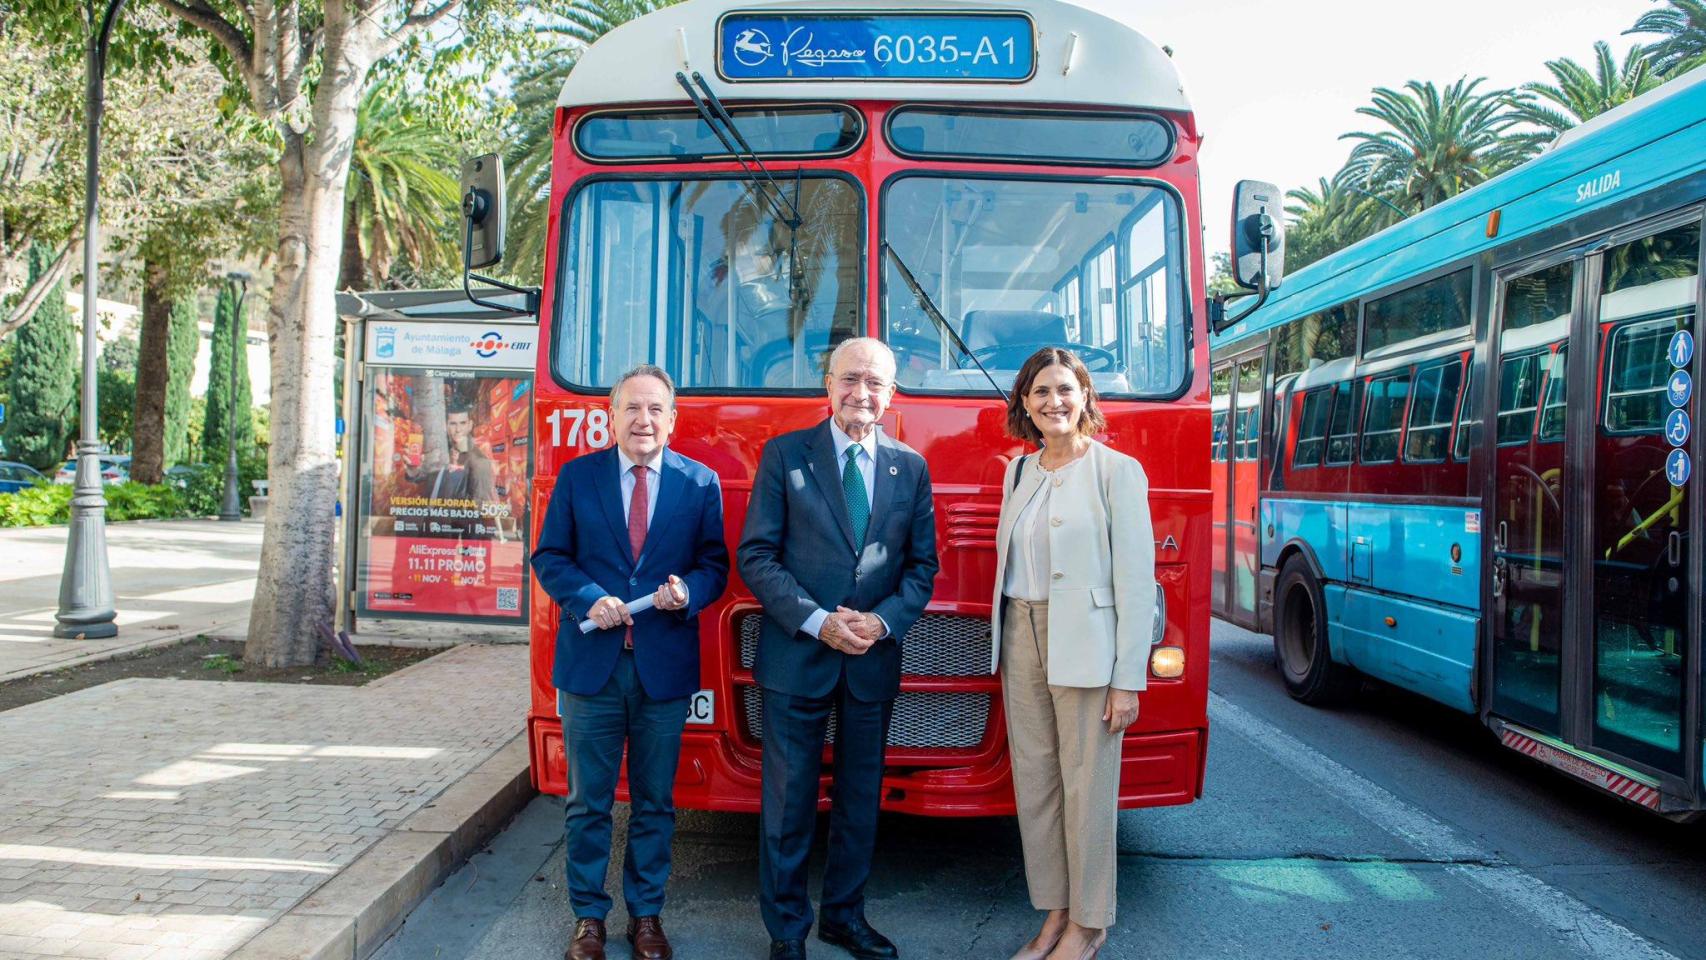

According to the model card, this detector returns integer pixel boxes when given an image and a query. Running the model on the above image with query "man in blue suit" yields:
[532,365,729,960]
[739,338,939,960]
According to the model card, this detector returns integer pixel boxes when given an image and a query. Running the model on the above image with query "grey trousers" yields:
[1000,596,1123,928]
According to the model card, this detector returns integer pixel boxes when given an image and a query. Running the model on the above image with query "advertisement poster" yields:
[358,367,532,620]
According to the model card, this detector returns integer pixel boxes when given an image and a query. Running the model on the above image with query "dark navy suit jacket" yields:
[737,420,939,702]
[531,446,729,701]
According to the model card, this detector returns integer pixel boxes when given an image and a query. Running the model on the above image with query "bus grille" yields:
[737,612,993,676]
[737,686,991,749]
[734,611,994,750]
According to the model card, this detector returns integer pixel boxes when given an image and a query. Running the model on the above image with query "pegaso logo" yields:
[731,27,773,67]
[470,331,533,358]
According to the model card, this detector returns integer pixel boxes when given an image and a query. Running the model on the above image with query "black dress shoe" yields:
[770,939,807,960]
[818,916,898,960]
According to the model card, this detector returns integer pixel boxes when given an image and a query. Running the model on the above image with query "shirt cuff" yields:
[874,614,890,640]
[802,608,828,640]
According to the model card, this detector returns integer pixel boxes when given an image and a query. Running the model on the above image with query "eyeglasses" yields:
[836,374,893,392]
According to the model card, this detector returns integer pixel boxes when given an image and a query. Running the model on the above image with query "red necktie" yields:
[626,465,648,649]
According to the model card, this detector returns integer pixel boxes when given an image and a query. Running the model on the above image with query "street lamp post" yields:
[55,0,129,640]
[219,273,250,522]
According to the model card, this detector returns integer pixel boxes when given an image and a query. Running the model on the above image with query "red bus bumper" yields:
[529,715,1206,816]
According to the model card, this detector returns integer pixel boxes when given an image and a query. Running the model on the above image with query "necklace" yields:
[1038,441,1090,472]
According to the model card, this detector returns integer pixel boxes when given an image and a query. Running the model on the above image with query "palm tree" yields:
[1341,77,1542,213]
[501,1,683,283]
[1283,167,1408,271]
[1627,0,1706,77]
[1507,41,1663,140]
[340,83,463,290]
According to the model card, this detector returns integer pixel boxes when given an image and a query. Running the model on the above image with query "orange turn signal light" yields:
[1150,646,1185,678]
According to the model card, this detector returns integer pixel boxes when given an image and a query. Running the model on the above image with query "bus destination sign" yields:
[718,12,1035,82]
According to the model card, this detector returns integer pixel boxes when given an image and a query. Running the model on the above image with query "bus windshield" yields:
[882,176,1187,398]
[553,176,862,391]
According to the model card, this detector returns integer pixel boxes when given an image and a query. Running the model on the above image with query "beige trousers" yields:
[1000,596,1122,929]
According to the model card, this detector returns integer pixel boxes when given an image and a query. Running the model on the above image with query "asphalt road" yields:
[374,618,1706,959]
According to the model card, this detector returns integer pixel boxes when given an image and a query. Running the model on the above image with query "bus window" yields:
[1293,388,1332,467]
[885,107,1173,167]
[1496,352,1543,445]
[883,177,1186,398]
[575,106,862,161]
[1363,268,1473,356]
[1211,410,1229,462]
[1604,319,1674,432]
[1538,347,1569,441]
[555,176,862,391]
[1270,301,1356,377]
[1406,360,1463,462]
[1325,380,1362,465]
[1361,372,1410,464]
[1452,364,1478,461]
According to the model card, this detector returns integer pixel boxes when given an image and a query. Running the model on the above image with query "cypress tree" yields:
[3,246,78,471]
[202,284,254,460]
[163,297,200,466]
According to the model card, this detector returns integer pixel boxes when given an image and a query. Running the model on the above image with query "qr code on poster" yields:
[496,587,520,611]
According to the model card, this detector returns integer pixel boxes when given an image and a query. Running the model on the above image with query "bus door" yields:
[1490,212,1702,797]
[1211,351,1264,629]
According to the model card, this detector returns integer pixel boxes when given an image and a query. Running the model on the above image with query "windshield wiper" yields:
[674,71,801,229]
[882,243,1008,404]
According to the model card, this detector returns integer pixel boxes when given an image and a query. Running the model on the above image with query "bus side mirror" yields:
[1210,179,1287,335]
[460,153,506,270]
[1231,179,1285,291]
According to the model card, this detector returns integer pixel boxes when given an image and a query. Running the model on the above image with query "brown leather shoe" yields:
[627,915,673,960]
[565,917,606,960]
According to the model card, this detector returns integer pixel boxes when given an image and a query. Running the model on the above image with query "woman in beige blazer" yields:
[993,347,1155,960]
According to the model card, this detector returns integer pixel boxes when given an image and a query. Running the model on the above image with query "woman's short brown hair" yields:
[1004,347,1108,444]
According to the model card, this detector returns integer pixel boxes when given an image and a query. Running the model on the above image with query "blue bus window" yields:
[886,107,1173,167]
[1271,302,1356,377]
[1453,364,1478,461]
[1538,347,1569,441]
[1406,360,1463,462]
[1363,269,1472,355]
[1604,319,1676,433]
[1325,380,1361,465]
[1497,352,1543,445]
[1293,388,1331,468]
[1361,373,1411,464]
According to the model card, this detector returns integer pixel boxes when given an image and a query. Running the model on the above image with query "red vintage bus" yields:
[522,0,1214,815]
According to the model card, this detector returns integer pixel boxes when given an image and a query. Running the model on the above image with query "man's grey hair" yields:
[825,337,896,379]
[610,363,677,409]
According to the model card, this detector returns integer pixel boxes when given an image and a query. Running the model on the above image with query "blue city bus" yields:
[1209,67,1706,817]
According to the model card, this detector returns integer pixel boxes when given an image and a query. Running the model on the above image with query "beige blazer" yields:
[990,440,1156,690]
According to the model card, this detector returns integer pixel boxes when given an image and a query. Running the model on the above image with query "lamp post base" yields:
[54,445,117,639]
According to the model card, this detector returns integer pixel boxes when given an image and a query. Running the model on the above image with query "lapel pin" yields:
[889,465,898,476]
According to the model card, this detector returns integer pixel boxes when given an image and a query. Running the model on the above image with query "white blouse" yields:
[1001,456,1080,602]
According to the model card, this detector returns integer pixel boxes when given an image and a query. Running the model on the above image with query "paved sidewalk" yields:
[0,643,531,960]
[0,520,262,682]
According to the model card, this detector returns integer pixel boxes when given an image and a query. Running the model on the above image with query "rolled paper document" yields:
[579,593,656,634]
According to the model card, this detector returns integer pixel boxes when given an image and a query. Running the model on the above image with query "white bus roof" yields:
[558,0,1190,113]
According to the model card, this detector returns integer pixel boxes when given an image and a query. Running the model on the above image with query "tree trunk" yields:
[131,259,172,485]
[337,210,367,291]
[244,101,364,666]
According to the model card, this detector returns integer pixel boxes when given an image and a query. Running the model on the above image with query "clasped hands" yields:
[817,605,883,655]
[585,575,689,631]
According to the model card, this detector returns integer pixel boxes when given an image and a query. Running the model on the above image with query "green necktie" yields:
[842,445,870,546]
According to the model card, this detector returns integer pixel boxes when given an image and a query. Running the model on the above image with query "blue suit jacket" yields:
[531,446,730,700]
[737,419,939,702]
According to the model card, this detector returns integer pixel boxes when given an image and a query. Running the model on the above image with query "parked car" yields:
[53,455,130,486]
[0,462,47,494]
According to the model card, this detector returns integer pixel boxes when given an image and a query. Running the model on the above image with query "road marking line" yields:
[1209,691,1681,960]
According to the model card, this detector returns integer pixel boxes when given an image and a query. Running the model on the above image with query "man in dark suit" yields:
[738,338,939,960]
[532,364,730,960]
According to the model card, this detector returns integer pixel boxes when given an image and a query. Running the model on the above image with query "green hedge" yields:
[0,457,270,527]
